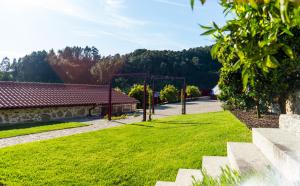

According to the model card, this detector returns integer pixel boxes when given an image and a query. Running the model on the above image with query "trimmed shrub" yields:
[160,85,178,103]
[186,85,201,98]
[128,84,152,108]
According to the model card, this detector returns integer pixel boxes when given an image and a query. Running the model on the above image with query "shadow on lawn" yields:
[154,121,211,125]
[129,122,210,129]
[130,123,154,128]
[0,121,68,131]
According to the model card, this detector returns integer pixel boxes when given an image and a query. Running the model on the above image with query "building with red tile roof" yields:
[0,82,138,125]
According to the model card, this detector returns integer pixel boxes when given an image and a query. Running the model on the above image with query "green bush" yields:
[186,85,201,98]
[128,84,152,108]
[160,85,179,103]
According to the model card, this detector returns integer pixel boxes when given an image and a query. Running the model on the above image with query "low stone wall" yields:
[112,104,137,115]
[0,103,137,125]
[0,105,99,125]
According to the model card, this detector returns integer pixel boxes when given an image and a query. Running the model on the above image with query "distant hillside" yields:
[121,47,220,89]
[0,46,220,90]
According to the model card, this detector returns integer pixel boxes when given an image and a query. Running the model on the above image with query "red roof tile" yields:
[0,82,138,109]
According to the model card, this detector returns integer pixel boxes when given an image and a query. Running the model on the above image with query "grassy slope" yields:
[0,111,251,186]
[0,122,87,139]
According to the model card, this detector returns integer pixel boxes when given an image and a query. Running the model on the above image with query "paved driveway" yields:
[152,97,222,118]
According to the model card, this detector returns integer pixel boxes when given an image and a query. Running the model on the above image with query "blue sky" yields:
[0,0,227,59]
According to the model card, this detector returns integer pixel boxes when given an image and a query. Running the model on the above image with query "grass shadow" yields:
[0,121,70,131]
[154,121,211,125]
[130,123,155,128]
[130,123,200,129]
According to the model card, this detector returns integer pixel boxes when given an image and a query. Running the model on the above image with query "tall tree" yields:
[194,0,300,114]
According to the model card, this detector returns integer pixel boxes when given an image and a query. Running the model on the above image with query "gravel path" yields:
[0,98,222,148]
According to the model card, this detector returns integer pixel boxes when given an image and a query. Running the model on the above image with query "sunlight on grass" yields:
[0,111,251,186]
[0,122,87,139]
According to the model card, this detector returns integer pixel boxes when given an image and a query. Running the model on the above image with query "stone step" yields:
[227,142,271,174]
[279,114,300,135]
[202,156,229,178]
[155,181,175,186]
[253,128,300,183]
[175,169,203,186]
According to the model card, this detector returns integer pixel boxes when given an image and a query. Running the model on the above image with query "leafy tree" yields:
[48,46,101,84]
[2,46,220,91]
[122,47,220,89]
[0,57,14,81]
[90,54,124,84]
[0,57,10,72]
[186,85,201,98]
[160,85,179,103]
[193,0,300,115]
[14,51,61,83]
[128,84,152,108]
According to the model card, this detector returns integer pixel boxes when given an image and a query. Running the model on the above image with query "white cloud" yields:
[0,0,148,29]
[103,0,126,12]
[152,0,188,8]
[73,28,189,52]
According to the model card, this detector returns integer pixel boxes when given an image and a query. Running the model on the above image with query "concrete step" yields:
[279,114,300,135]
[202,156,229,178]
[253,128,300,183]
[227,142,272,174]
[175,169,203,186]
[155,181,175,186]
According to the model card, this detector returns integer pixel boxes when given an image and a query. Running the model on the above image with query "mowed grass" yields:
[0,122,87,139]
[0,111,251,186]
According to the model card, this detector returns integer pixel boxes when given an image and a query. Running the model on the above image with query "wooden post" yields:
[148,90,152,121]
[152,80,155,114]
[183,80,186,115]
[108,81,112,121]
[143,80,147,121]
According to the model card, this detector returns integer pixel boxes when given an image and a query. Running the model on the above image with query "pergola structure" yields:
[108,73,187,122]
[108,73,148,121]
[150,75,186,115]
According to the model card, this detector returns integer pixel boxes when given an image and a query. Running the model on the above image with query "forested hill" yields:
[122,47,220,89]
[0,46,220,90]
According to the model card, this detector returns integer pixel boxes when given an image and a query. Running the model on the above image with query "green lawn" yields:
[0,122,87,139]
[0,111,251,186]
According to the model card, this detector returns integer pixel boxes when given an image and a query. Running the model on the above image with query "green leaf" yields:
[212,22,219,30]
[232,60,241,71]
[249,0,258,9]
[282,45,294,59]
[190,0,195,9]
[211,44,220,59]
[199,24,212,30]
[236,51,245,61]
[201,29,216,36]
[282,28,294,36]
[265,55,280,68]
[242,69,249,91]
[190,0,206,9]
[280,0,290,24]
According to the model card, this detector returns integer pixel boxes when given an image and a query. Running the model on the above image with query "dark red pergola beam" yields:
[108,73,148,121]
[150,75,186,115]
